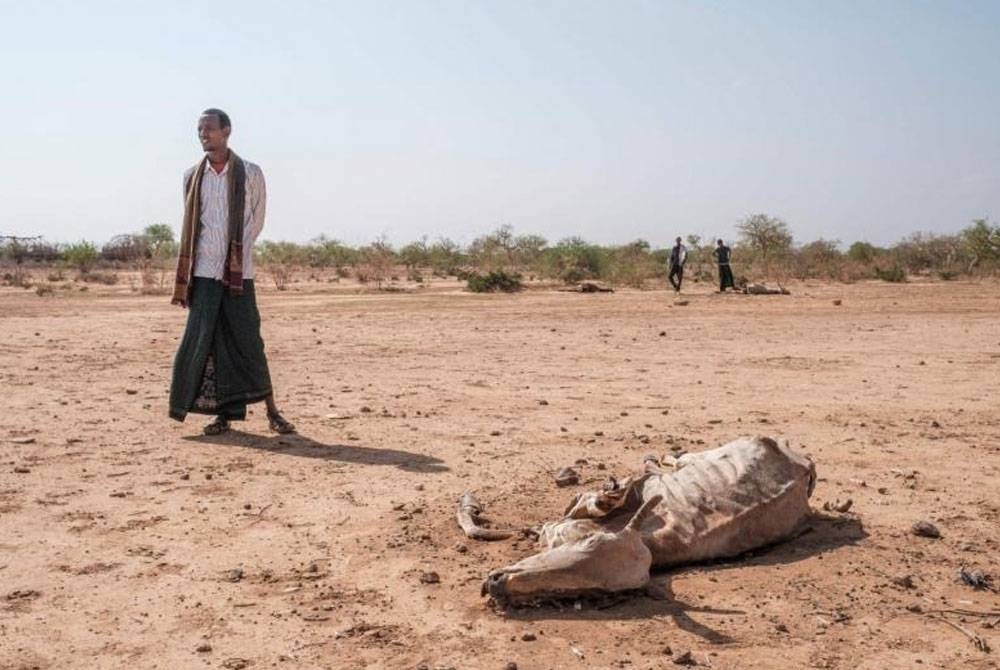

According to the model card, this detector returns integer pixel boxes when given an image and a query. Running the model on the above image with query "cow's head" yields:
[483,495,661,605]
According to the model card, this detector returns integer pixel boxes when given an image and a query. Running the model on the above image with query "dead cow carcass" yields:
[483,436,816,604]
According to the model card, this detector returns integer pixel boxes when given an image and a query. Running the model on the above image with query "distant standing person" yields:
[668,236,687,293]
[713,239,736,292]
[168,108,295,436]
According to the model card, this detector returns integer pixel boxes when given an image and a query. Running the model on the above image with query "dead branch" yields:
[927,613,991,653]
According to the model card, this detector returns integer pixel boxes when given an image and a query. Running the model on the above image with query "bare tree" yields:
[736,214,793,279]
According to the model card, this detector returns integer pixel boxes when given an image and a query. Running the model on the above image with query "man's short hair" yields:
[717,239,724,245]
[201,108,231,129]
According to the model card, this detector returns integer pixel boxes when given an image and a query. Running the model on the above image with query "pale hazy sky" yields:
[2,1,998,248]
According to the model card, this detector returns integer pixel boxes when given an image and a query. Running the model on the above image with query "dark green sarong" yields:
[169,278,272,422]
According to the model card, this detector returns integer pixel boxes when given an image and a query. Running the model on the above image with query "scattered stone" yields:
[221,659,249,670]
[832,299,842,306]
[195,643,212,653]
[673,650,697,666]
[906,603,923,613]
[490,430,501,437]
[12,466,30,474]
[659,331,667,337]
[224,568,244,583]
[10,437,36,444]
[930,420,941,428]
[505,663,518,670]
[675,300,690,307]
[823,499,853,513]
[538,399,549,406]
[454,543,468,554]
[521,632,537,642]
[126,389,138,395]
[912,520,941,538]
[775,623,789,633]
[419,571,440,584]
[892,574,915,589]
[180,473,190,480]
[554,467,579,487]
[959,567,992,590]
[360,406,373,413]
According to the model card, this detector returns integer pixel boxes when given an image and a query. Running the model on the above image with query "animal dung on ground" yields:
[911,520,941,538]
[554,467,580,487]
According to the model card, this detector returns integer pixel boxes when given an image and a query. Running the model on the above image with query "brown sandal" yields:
[203,416,230,436]
[267,411,295,434]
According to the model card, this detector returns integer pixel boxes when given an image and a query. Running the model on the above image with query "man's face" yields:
[197,114,230,152]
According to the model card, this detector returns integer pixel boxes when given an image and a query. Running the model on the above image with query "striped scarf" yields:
[171,150,247,307]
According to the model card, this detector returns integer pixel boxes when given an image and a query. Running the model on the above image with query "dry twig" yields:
[927,613,991,653]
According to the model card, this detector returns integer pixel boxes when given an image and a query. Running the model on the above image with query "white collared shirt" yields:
[184,158,266,280]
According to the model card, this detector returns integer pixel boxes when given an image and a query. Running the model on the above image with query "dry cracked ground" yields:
[1,276,999,670]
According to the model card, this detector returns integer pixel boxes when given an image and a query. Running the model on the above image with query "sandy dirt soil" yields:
[1,276,999,670]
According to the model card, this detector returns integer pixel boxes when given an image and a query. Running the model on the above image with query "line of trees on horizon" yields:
[3,215,999,293]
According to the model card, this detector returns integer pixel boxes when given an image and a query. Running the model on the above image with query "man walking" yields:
[168,108,294,435]
[668,236,687,293]
[713,239,736,292]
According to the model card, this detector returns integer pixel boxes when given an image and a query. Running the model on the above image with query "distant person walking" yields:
[668,237,687,293]
[713,239,736,292]
[168,108,294,436]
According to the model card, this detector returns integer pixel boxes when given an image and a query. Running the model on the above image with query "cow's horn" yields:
[626,495,663,532]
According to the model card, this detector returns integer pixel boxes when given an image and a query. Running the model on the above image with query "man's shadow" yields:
[500,513,866,646]
[184,430,449,473]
